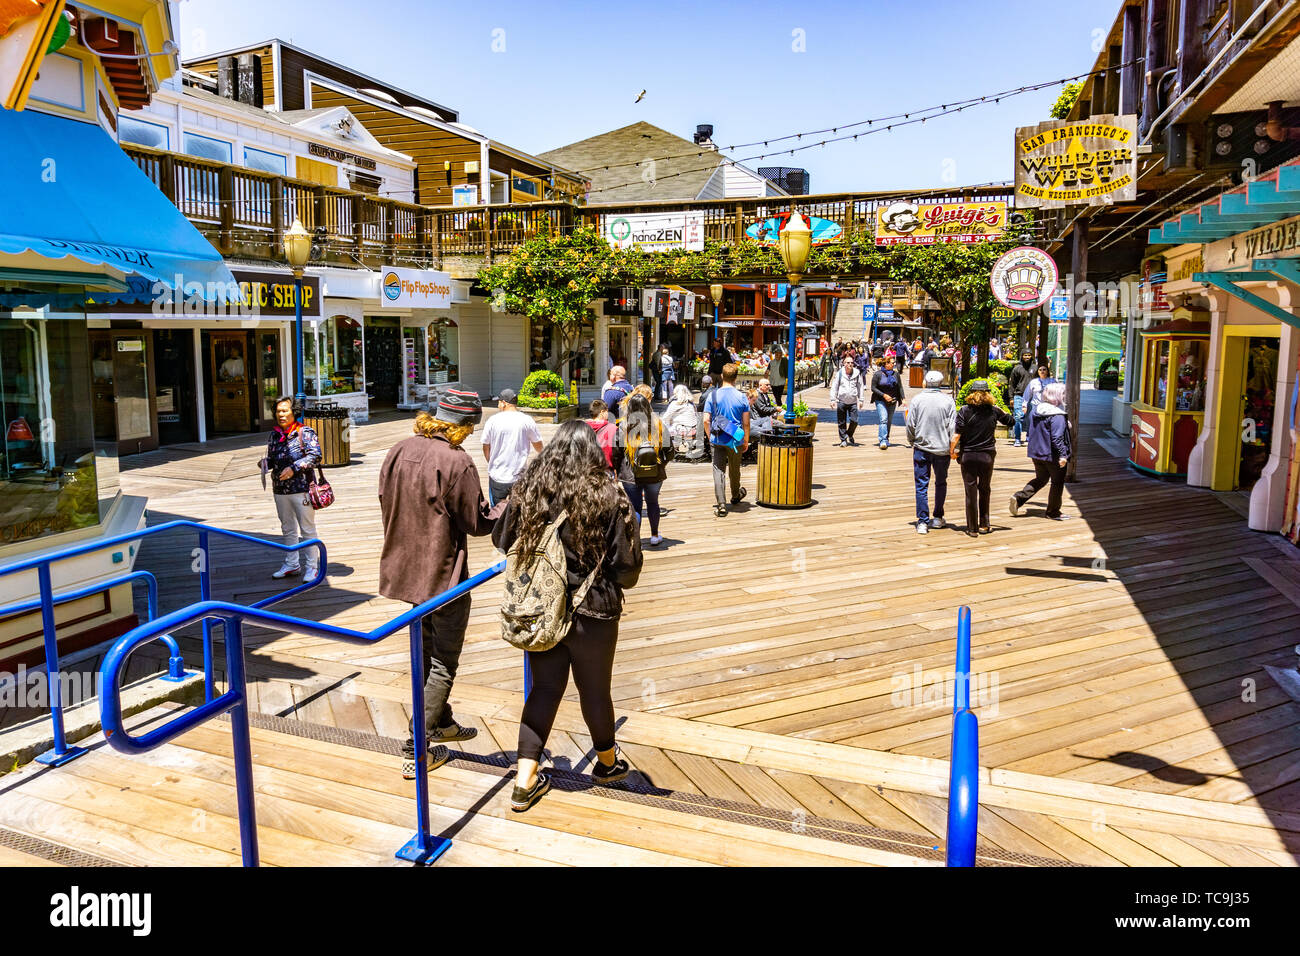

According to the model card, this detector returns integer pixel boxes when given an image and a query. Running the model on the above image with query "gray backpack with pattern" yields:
[500,510,600,652]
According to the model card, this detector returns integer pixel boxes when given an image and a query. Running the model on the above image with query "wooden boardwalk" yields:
[2,386,1298,866]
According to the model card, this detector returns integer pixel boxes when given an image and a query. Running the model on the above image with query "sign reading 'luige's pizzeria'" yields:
[1013,115,1138,208]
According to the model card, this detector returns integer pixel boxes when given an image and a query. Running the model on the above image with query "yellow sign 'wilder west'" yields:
[1013,115,1138,208]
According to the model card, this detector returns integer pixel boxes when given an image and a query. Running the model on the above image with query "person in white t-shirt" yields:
[481,388,542,503]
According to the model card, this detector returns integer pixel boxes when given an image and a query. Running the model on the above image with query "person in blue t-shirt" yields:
[700,363,751,518]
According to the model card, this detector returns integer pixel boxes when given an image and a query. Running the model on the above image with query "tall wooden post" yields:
[1066,224,1088,481]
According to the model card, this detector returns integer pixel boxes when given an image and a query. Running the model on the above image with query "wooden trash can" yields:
[908,364,925,388]
[757,427,814,509]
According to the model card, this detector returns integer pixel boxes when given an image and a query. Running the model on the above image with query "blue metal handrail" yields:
[99,559,506,867]
[945,605,980,867]
[0,519,326,766]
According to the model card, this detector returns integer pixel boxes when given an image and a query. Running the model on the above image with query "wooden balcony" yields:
[122,143,1013,280]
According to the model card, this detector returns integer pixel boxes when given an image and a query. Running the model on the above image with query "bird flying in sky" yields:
[634,90,646,103]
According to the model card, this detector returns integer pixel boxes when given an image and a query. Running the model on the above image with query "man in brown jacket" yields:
[379,389,500,778]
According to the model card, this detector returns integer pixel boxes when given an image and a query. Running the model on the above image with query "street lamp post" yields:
[710,282,723,348]
[777,212,812,424]
[283,218,312,421]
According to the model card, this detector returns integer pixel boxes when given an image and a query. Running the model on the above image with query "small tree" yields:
[479,227,648,397]
[1050,82,1082,120]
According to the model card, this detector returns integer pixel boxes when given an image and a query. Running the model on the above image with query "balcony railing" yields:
[122,143,1013,277]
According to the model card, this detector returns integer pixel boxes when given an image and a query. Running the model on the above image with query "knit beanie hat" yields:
[433,388,482,426]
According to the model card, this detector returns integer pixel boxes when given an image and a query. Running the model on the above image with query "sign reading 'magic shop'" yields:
[1014,115,1138,208]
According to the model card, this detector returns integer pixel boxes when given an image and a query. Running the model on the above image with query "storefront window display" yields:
[0,317,99,545]
[427,319,459,384]
[1144,340,1170,409]
[402,325,427,405]
[1241,336,1279,490]
[1172,339,1207,412]
[305,316,364,396]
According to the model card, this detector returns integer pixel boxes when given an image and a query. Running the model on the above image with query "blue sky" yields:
[175,0,1121,192]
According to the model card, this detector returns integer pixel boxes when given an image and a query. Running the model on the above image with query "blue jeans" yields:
[622,480,661,535]
[913,449,950,523]
[660,372,675,401]
[876,400,896,444]
[1012,395,1025,443]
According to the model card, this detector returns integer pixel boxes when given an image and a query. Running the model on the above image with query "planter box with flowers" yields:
[516,370,578,424]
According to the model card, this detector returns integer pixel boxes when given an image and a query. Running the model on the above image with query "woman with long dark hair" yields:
[493,419,643,812]
[612,391,672,546]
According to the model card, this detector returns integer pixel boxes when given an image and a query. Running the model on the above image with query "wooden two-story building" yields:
[183,39,588,206]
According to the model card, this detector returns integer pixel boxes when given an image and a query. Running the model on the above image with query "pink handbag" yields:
[307,467,335,510]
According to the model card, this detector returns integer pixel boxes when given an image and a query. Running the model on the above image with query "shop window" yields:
[1143,340,1170,408]
[347,170,382,195]
[723,290,756,317]
[0,318,99,545]
[244,146,288,176]
[529,321,554,373]
[1172,340,1207,412]
[119,115,170,150]
[428,320,459,384]
[184,131,233,164]
[305,316,363,396]
[401,326,427,405]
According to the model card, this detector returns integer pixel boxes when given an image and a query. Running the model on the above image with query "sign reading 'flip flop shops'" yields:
[1013,115,1138,208]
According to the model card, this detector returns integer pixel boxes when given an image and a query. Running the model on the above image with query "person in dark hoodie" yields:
[1010,381,1072,521]
[1007,348,1036,448]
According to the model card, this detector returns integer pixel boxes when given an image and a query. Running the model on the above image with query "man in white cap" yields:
[481,387,542,503]
[905,370,956,534]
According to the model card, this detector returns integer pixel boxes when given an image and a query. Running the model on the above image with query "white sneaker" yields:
[930,517,946,530]
[916,521,929,535]
[304,565,321,582]
[1009,496,1020,517]
[271,564,301,579]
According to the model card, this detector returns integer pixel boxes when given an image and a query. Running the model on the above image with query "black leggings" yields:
[959,451,996,530]
[517,614,619,762]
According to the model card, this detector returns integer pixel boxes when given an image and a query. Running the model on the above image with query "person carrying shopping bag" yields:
[263,397,323,582]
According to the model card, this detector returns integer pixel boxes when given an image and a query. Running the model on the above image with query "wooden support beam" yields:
[1066,224,1087,482]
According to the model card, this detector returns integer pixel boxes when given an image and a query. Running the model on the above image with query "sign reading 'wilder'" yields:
[1014,115,1138,208]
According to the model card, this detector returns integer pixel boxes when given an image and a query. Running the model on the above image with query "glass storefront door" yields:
[153,329,196,445]
[1239,336,1279,490]
[258,331,281,425]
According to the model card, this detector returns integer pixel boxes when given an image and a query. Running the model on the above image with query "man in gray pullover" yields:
[906,370,957,534]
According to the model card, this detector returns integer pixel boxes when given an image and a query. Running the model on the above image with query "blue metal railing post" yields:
[100,559,504,866]
[33,563,86,766]
[221,616,259,867]
[198,530,214,701]
[396,615,451,865]
[946,605,979,867]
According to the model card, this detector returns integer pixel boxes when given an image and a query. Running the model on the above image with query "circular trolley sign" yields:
[990,245,1058,311]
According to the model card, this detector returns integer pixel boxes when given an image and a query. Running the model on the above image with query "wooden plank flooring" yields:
[3,386,1294,866]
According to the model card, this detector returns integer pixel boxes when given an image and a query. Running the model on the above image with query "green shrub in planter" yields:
[518,369,573,408]
[988,359,1018,378]
[956,378,1011,413]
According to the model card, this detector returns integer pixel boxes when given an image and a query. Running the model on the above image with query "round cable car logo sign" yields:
[990,246,1058,311]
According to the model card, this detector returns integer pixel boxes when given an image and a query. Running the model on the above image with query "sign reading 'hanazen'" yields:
[1014,115,1138,208]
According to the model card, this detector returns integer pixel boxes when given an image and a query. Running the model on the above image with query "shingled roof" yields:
[538,122,729,202]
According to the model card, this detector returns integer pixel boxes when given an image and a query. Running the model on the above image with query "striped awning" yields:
[1149,158,1300,245]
